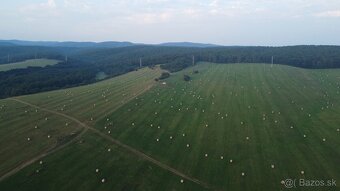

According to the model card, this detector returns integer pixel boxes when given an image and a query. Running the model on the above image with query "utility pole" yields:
[271,56,274,68]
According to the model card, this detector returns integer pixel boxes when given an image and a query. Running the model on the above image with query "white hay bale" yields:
[205,153,208,157]
[96,169,99,173]
[108,148,111,152]
[322,138,326,142]
[241,172,245,176]
[101,178,105,183]
[186,144,190,148]
[156,138,159,142]
[271,164,275,169]
[182,133,185,137]
[39,160,43,165]
[180,179,184,183]
[27,137,31,141]
[220,156,224,160]
[301,171,305,175]
[47,135,51,138]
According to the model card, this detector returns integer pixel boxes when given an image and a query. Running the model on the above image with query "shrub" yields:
[184,75,191,81]
[158,72,170,80]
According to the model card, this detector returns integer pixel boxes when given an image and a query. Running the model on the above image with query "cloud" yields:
[47,0,56,8]
[3,0,340,45]
[63,0,92,13]
[19,0,59,19]
[21,0,57,11]
[126,11,173,24]
[315,10,340,18]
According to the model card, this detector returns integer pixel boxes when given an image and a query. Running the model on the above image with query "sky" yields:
[1,0,340,46]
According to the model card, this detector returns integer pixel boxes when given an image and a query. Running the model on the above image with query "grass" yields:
[0,59,60,72]
[18,67,162,123]
[94,63,340,190]
[0,63,339,190]
[0,132,205,191]
[0,99,82,177]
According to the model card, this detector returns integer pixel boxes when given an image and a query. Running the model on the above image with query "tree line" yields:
[1,45,340,98]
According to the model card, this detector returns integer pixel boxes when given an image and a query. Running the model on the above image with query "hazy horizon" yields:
[1,0,340,46]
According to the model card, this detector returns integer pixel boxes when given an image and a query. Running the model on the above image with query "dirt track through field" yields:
[1,97,211,189]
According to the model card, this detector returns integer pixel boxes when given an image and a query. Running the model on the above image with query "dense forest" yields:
[1,44,340,98]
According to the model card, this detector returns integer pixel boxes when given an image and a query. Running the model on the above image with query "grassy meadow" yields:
[0,59,60,71]
[0,63,339,190]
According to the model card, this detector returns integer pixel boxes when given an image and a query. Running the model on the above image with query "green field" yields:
[0,59,60,71]
[0,63,339,190]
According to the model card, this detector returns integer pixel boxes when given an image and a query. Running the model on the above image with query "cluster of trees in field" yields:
[1,44,340,98]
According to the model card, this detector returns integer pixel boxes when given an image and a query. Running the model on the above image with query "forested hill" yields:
[1,45,340,98]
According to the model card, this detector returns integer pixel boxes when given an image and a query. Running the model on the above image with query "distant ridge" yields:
[0,40,221,48]
[0,40,135,48]
[159,42,221,48]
